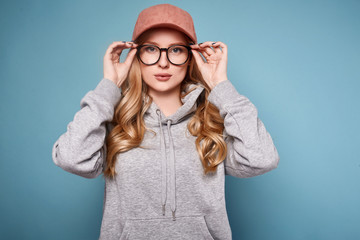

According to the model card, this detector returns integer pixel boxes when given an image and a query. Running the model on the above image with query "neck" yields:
[149,86,183,117]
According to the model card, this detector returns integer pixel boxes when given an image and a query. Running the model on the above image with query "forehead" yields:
[143,27,188,45]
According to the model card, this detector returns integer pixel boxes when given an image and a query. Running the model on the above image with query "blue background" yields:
[1,0,359,239]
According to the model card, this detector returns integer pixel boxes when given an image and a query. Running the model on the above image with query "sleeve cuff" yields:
[93,78,122,107]
[207,80,243,110]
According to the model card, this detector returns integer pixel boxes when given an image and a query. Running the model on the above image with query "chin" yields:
[147,81,181,94]
[151,85,177,93]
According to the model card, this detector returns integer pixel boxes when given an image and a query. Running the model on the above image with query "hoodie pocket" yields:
[119,215,214,240]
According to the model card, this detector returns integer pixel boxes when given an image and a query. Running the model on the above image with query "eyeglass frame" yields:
[136,44,192,66]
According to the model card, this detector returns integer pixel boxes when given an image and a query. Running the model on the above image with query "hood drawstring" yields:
[156,109,177,221]
[167,119,176,221]
[156,109,167,217]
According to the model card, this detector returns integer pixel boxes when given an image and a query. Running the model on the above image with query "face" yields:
[138,28,190,98]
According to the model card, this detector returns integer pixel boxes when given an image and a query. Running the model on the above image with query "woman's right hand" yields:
[103,41,138,87]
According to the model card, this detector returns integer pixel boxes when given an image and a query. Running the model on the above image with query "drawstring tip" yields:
[172,210,176,221]
[162,204,165,216]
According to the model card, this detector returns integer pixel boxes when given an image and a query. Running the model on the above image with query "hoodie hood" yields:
[143,82,205,221]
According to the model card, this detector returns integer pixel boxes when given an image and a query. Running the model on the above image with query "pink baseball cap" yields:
[132,4,197,43]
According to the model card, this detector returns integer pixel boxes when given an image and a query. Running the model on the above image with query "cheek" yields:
[175,65,188,79]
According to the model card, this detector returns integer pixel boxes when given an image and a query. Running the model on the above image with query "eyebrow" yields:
[143,41,187,46]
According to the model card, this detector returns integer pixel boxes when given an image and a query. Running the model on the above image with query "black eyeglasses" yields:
[136,44,191,66]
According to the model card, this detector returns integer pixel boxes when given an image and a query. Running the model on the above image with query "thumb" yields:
[191,49,205,68]
[124,48,138,66]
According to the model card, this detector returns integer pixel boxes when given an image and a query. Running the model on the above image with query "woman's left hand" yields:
[190,41,228,90]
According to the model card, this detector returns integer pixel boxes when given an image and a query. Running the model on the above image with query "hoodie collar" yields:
[144,83,205,126]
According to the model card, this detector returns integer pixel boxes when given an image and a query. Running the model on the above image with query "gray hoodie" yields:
[52,78,279,240]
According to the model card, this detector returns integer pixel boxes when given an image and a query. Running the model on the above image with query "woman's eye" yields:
[171,47,183,53]
[145,46,156,52]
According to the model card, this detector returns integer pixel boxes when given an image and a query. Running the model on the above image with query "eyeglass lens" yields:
[139,45,189,65]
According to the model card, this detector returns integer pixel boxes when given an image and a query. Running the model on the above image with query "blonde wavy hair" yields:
[103,29,227,179]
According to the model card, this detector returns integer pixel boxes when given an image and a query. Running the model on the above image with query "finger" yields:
[202,46,215,56]
[105,41,134,56]
[108,42,137,62]
[111,51,121,63]
[211,42,222,54]
[199,41,218,56]
[191,49,206,67]
[198,49,209,59]
[112,42,138,54]
[212,41,228,55]
[124,48,138,66]
[198,41,215,48]
[111,47,124,62]
[110,42,136,55]
[105,41,125,56]
[111,47,127,62]
[111,54,119,63]
[189,43,200,50]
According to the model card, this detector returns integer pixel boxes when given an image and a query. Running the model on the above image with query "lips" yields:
[154,73,172,81]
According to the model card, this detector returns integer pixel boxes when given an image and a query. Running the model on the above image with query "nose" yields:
[158,50,170,68]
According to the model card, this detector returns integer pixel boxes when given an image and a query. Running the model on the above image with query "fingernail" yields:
[212,42,216,45]
[122,41,126,43]
[189,43,194,45]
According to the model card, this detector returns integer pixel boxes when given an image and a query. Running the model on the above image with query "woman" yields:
[52,3,279,240]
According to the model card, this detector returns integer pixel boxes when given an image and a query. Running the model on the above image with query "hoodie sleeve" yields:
[52,78,121,179]
[207,80,279,178]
